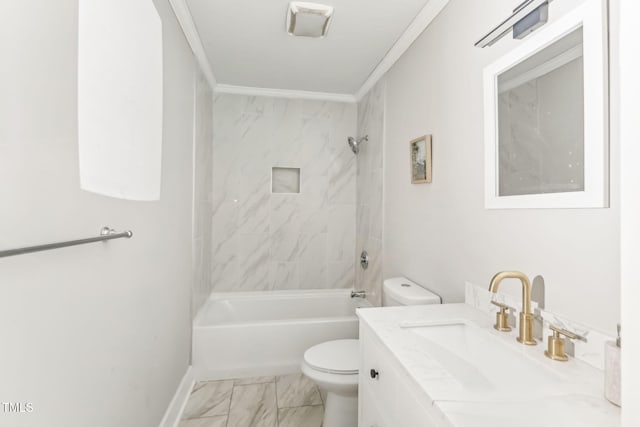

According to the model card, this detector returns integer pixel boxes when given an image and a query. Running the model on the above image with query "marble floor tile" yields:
[182,380,234,419]
[275,373,323,408]
[178,415,228,427]
[319,390,327,405]
[227,383,278,427]
[234,376,275,386]
[278,405,324,427]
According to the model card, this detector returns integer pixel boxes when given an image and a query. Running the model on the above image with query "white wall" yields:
[211,95,356,291]
[0,1,195,426]
[383,0,619,332]
[619,0,640,423]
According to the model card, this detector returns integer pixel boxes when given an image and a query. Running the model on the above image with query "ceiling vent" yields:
[286,2,334,38]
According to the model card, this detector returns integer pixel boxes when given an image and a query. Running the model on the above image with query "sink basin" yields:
[401,320,564,392]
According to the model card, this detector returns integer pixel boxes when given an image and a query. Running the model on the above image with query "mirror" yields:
[498,28,584,197]
[484,0,608,209]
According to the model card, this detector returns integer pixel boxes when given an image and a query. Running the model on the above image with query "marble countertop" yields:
[357,303,620,427]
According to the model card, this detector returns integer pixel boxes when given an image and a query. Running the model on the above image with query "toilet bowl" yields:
[301,339,359,427]
[301,277,441,427]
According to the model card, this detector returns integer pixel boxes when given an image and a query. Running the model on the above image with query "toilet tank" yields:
[382,277,441,306]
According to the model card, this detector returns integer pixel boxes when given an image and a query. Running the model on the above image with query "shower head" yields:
[347,135,368,154]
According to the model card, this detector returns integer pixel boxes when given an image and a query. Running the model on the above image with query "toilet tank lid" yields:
[383,277,441,305]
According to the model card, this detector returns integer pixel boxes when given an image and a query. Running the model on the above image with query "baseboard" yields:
[158,366,195,427]
[192,361,300,382]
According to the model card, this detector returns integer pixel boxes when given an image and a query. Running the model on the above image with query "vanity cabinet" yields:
[358,323,442,427]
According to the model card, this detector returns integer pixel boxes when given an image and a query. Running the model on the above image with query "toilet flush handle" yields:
[370,369,379,380]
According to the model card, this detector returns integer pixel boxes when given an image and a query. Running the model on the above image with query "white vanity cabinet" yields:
[357,303,621,427]
[358,323,442,427]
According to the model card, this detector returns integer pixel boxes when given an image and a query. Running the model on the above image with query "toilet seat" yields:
[303,339,359,375]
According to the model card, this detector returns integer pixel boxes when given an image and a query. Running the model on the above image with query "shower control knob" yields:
[360,250,369,270]
[370,369,379,380]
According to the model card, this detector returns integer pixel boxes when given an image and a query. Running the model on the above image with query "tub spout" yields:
[350,290,366,299]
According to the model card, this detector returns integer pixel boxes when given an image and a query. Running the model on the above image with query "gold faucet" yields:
[488,271,537,345]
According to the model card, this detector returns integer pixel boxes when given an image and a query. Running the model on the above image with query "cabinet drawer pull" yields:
[370,369,379,379]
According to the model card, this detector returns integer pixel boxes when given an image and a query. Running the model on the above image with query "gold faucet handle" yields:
[545,325,585,361]
[549,325,586,341]
[491,301,512,332]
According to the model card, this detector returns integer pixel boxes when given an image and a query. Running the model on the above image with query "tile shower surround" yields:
[355,80,386,306]
[211,94,357,292]
[192,67,214,318]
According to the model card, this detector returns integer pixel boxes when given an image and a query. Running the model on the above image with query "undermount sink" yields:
[400,320,564,393]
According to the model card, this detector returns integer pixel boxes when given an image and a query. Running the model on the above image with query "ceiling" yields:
[183,0,433,96]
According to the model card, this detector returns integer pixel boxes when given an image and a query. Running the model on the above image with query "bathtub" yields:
[192,289,370,380]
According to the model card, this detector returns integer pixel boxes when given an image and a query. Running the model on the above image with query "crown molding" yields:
[215,84,356,103]
[354,0,450,102]
[168,0,217,89]
[169,0,449,103]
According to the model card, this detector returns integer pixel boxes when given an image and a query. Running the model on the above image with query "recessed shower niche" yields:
[272,167,301,193]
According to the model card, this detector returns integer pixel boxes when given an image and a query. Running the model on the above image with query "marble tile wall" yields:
[211,94,357,291]
[356,80,386,306]
[192,68,214,318]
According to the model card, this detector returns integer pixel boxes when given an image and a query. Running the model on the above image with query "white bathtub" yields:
[192,289,370,380]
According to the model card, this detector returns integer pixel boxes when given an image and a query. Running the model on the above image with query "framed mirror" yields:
[483,0,608,209]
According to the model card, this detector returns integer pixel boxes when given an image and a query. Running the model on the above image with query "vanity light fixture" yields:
[286,2,334,38]
[475,0,551,48]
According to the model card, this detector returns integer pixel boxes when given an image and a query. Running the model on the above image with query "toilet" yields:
[301,277,440,427]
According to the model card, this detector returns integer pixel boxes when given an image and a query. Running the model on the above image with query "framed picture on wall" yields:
[410,134,432,184]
